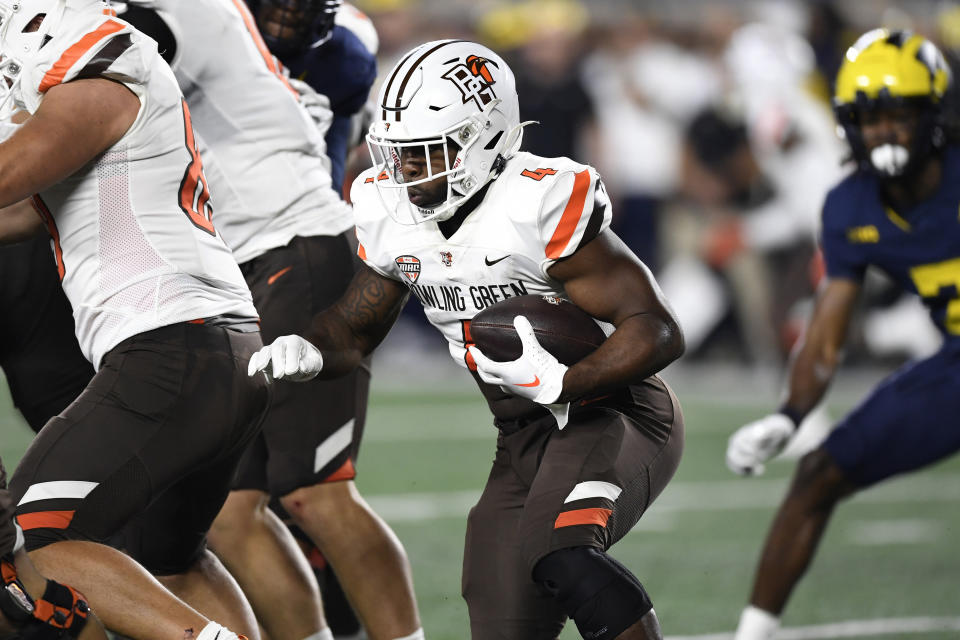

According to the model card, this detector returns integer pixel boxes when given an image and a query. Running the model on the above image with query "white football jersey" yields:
[351,151,612,369]
[16,12,257,368]
[148,0,354,264]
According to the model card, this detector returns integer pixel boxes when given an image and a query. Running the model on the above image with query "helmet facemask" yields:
[255,0,341,57]
[0,1,68,119]
[367,97,521,224]
[835,94,944,179]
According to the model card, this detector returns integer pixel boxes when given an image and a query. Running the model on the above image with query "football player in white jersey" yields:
[250,40,686,640]
[0,2,270,639]
[116,3,422,640]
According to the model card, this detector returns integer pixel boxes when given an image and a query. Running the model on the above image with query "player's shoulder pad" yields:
[348,167,400,279]
[335,4,379,56]
[350,166,399,239]
[24,14,141,98]
[497,152,612,263]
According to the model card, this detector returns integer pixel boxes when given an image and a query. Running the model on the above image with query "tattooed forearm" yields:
[340,266,409,332]
[304,265,408,377]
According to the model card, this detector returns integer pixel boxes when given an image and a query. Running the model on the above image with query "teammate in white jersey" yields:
[251,40,686,640]
[0,2,269,639]
[117,3,422,639]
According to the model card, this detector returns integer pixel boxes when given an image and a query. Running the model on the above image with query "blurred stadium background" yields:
[6,0,960,637]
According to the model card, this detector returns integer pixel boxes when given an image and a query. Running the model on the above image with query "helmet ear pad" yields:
[447,100,514,198]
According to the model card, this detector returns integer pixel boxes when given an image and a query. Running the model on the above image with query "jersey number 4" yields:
[178,99,215,236]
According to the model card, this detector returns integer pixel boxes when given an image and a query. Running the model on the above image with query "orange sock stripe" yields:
[17,510,75,531]
[554,507,612,529]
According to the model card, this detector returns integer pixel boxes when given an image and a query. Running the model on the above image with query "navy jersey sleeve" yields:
[286,27,377,117]
[819,182,868,282]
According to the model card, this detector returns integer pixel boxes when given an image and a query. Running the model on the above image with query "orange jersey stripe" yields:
[229,0,298,98]
[39,19,126,92]
[545,170,591,260]
[17,510,75,531]
[357,242,367,260]
[554,507,612,529]
[324,458,356,483]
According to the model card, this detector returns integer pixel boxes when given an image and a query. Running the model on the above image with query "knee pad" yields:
[0,556,90,640]
[532,546,653,640]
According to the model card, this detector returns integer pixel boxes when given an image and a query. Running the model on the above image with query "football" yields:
[469,295,606,365]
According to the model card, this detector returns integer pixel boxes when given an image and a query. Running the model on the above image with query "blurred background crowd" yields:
[343,0,960,372]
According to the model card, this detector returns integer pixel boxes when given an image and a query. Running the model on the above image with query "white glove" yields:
[289,77,334,136]
[247,335,323,382]
[726,413,796,476]
[468,316,571,428]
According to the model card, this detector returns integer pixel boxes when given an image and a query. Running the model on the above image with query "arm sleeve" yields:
[537,167,612,275]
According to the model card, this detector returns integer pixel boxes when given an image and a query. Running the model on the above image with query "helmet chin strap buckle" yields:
[870,143,910,176]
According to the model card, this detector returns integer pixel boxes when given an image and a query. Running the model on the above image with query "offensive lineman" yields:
[726,30,959,640]
[0,1,270,638]
[116,3,422,639]
[250,40,685,640]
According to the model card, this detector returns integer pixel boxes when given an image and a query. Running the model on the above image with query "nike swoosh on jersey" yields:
[267,266,293,285]
[517,376,540,387]
[484,255,511,266]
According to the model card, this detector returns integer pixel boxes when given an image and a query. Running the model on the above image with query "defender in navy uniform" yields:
[243,3,383,637]
[726,29,959,640]
[248,0,377,195]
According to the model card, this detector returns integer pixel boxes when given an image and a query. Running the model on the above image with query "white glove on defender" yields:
[248,335,323,382]
[468,316,572,428]
[726,413,795,476]
[289,77,334,136]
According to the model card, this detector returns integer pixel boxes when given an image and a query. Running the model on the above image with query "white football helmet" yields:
[366,40,526,224]
[0,0,110,116]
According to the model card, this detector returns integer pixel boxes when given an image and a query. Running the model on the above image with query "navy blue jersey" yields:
[282,26,377,194]
[821,145,960,340]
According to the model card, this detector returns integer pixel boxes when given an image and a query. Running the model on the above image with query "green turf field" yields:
[2,370,959,639]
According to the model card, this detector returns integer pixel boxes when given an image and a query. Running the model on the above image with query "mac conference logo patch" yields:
[395,255,421,283]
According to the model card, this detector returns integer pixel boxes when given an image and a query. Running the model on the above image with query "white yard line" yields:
[367,474,960,523]
[667,616,960,640]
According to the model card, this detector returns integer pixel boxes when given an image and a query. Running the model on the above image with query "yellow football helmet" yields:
[833,29,953,176]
